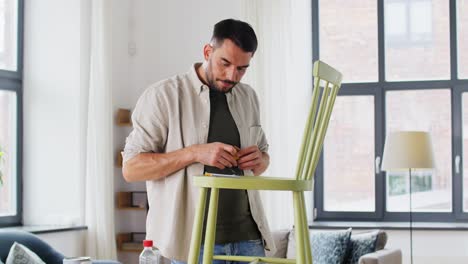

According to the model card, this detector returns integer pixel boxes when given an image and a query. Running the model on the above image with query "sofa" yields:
[0,230,121,264]
[266,228,402,264]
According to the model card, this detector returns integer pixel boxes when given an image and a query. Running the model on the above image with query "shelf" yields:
[116,191,148,210]
[116,232,145,252]
[116,150,123,168]
[118,207,146,211]
[116,108,132,127]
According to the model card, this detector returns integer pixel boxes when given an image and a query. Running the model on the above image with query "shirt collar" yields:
[188,63,208,95]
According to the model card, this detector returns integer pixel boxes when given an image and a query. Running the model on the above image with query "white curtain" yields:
[84,0,118,259]
[240,0,313,230]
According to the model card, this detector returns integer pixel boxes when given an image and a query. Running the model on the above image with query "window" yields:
[0,0,22,227]
[0,0,18,71]
[385,0,434,46]
[313,0,468,222]
[386,89,452,212]
[458,0,468,78]
[462,92,468,212]
[319,0,378,82]
[323,96,376,212]
[385,0,450,81]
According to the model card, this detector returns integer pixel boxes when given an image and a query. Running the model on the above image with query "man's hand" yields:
[237,145,269,175]
[190,142,238,170]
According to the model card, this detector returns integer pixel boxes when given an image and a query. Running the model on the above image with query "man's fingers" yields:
[237,146,258,157]
[220,151,237,166]
[221,143,238,156]
[214,161,226,170]
[239,159,260,169]
[238,151,260,164]
[217,156,233,168]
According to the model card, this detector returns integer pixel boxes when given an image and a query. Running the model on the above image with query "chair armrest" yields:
[91,260,121,264]
[359,248,402,264]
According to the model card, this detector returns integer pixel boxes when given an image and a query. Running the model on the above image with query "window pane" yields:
[385,0,450,81]
[458,0,468,78]
[0,90,17,216]
[319,0,378,83]
[0,0,18,71]
[324,96,375,212]
[386,89,451,212]
[463,93,468,211]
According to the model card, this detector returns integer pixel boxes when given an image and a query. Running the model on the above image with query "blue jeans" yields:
[171,239,265,264]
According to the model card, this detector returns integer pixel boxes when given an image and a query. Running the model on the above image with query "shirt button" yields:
[202,122,207,128]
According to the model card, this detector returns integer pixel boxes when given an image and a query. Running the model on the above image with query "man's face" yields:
[204,39,253,93]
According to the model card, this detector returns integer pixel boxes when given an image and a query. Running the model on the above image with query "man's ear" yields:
[203,44,213,61]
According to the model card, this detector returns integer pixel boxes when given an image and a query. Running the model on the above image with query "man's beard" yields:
[206,60,237,92]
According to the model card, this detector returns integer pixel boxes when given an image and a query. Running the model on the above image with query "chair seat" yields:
[193,175,313,191]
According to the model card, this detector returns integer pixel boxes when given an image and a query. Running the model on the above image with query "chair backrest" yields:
[295,60,342,181]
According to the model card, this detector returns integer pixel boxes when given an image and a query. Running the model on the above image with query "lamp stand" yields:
[409,168,414,264]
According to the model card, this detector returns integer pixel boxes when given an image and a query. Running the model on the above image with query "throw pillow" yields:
[345,230,386,264]
[287,228,352,264]
[5,242,46,264]
[375,230,388,250]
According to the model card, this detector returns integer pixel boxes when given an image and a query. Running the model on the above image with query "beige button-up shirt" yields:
[123,64,275,261]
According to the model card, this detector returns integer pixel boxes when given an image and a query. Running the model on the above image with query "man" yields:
[122,19,275,263]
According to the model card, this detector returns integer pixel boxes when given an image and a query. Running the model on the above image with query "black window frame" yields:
[313,0,468,222]
[0,0,24,227]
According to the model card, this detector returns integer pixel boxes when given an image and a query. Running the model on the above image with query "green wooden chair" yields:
[187,60,343,264]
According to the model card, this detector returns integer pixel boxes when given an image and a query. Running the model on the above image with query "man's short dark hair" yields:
[211,19,258,54]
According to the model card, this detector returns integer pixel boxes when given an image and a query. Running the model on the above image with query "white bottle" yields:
[139,240,160,264]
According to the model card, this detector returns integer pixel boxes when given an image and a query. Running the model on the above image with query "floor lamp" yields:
[381,131,435,264]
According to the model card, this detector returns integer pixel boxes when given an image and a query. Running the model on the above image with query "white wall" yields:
[126,0,242,106]
[22,0,85,255]
[386,230,468,264]
[38,230,86,257]
[23,0,82,226]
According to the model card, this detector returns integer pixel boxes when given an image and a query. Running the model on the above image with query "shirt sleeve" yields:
[250,88,269,153]
[257,127,269,153]
[123,87,168,163]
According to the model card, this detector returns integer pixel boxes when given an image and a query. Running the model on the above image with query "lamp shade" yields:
[381,131,435,170]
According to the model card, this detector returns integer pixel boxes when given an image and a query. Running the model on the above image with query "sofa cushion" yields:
[374,230,388,251]
[346,232,376,264]
[287,228,352,264]
[6,242,46,264]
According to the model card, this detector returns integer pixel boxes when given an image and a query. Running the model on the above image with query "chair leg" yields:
[202,188,219,264]
[188,187,208,264]
[299,192,313,264]
[293,191,306,264]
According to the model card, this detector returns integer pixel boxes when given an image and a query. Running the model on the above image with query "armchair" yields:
[0,230,120,264]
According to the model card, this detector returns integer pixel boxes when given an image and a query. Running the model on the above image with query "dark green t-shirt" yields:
[202,88,261,244]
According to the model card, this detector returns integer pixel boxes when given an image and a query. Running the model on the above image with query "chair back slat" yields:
[300,80,330,180]
[307,83,340,180]
[295,61,342,181]
[295,77,321,180]
[303,81,331,180]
